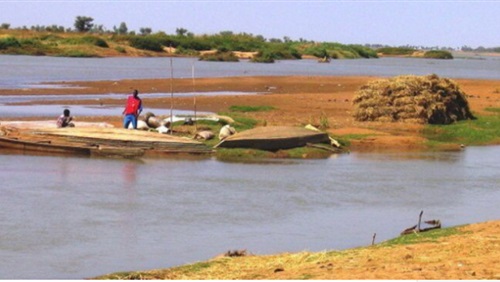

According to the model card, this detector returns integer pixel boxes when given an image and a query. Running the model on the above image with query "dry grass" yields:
[353,74,476,124]
[94,220,500,280]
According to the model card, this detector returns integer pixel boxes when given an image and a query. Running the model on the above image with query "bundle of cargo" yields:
[352,74,475,124]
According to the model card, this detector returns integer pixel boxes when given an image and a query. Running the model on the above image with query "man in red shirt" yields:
[122,89,143,129]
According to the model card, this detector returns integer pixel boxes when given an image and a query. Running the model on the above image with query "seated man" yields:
[57,109,75,128]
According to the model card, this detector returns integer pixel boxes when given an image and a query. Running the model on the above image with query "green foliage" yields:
[175,46,199,56]
[83,36,108,48]
[57,50,99,57]
[60,36,109,48]
[423,50,453,59]
[114,46,126,53]
[348,44,378,58]
[38,34,63,41]
[251,51,275,63]
[313,112,330,129]
[176,36,212,51]
[485,107,500,113]
[0,37,21,50]
[199,51,239,62]
[115,22,128,35]
[301,42,376,59]
[74,16,94,32]
[423,109,500,146]
[128,36,163,51]
[207,31,266,52]
[266,43,301,59]
[228,105,275,112]
[376,47,415,55]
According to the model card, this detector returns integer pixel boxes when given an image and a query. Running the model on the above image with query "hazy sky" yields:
[2,0,499,48]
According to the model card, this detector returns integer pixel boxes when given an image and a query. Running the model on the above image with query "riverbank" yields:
[2,75,499,152]
[95,220,499,279]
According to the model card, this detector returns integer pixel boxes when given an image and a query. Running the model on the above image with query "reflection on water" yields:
[0,146,498,279]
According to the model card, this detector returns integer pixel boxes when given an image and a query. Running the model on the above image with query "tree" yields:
[1,23,10,30]
[116,22,128,35]
[74,16,94,32]
[176,27,188,36]
[139,27,152,35]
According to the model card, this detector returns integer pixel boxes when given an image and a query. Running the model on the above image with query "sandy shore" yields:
[2,75,499,151]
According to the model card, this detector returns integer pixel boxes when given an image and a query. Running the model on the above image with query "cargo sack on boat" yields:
[352,74,475,124]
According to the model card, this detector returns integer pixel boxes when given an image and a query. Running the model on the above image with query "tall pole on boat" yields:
[169,55,174,134]
[192,60,197,131]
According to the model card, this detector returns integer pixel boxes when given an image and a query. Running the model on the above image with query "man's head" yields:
[63,109,70,117]
[133,89,139,97]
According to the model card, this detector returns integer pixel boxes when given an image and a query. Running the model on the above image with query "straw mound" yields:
[352,74,475,124]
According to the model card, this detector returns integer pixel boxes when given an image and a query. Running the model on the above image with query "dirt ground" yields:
[3,75,499,151]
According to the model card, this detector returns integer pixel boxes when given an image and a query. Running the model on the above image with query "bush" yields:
[129,36,163,51]
[250,51,275,63]
[61,36,109,48]
[348,44,378,58]
[57,50,99,57]
[199,51,238,62]
[423,50,453,59]
[376,47,415,56]
[0,37,21,50]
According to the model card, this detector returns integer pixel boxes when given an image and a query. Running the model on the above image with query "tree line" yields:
[1,16,497,60]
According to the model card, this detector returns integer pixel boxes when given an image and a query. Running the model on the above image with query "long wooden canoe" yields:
[0,123,213,158]
[214,126,331,151]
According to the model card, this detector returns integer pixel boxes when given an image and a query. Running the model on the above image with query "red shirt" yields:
[123,95,142,115]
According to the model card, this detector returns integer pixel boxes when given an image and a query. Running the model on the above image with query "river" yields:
[0,55,499,279]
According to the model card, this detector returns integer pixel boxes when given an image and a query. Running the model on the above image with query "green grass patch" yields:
[485,107,500,113]
[379,225,465,247]
[216,112,259,131]
[228,105,275,112]
[177,261,214,273]
[423,110,500,146]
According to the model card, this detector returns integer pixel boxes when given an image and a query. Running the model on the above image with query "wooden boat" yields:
[214,126,331,151]
[400,210,441,235]
[0,123,213,158]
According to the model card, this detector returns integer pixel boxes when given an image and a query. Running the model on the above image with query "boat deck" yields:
[0,121,213,158]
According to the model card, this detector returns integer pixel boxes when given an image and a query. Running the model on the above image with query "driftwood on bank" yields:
[401,210,441,235]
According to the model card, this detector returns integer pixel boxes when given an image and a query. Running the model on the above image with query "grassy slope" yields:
[94,220,499,280]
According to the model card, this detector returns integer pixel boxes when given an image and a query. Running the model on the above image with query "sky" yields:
[1,0,499,48]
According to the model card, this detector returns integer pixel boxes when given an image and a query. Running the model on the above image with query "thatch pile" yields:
[352,74,475,124]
